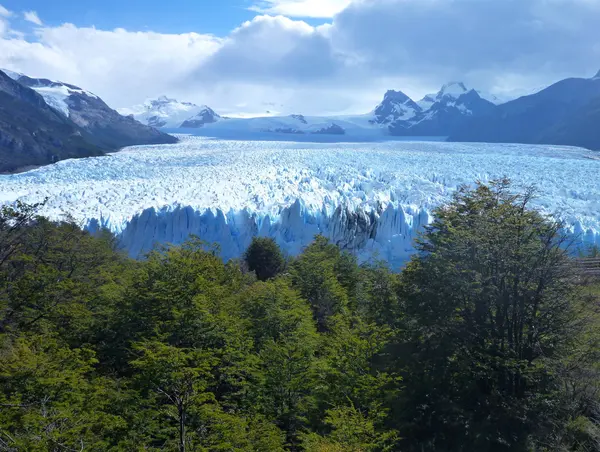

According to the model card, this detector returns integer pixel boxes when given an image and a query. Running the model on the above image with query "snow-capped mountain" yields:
[8,71,100,117]
[371,90,422,125]
[0,69,176,172]
[388,83,496,137]
[195,113,374,137]
[11,74,176,150]
[119,96,212,129]
[180,106,221,128]
[418,82,505,110]
[0,70,104,172]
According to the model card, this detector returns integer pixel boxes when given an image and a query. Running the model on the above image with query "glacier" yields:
[0,135,599,266]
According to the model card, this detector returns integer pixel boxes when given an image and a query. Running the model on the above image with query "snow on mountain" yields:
[180,106,221,128]
[419,82,506,110]
[390,87,496,137]
[437,82,469,100]
[371,90,422,125]
[9,73,177,150]
[1,69,23,81]
[192,113,386,139]
[11,75,98,118]
[30,84,98,118]
[417,94,437,111]
[0,136,598,266]
[119,96,209,129]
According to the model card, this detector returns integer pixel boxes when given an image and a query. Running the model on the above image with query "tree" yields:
[290,236,352,332]
[398,179,579,451]
[131,341,216,452]
[244,237,285,281]
[301,405,397,452]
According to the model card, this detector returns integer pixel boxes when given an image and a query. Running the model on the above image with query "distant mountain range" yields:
[0,70,176,173]
[122,72,600,151]
[2,68,600,173]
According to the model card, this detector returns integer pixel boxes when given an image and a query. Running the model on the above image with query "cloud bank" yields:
[1,0,599,115]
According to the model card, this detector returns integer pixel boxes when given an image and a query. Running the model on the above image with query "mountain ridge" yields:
[0,69,177,173]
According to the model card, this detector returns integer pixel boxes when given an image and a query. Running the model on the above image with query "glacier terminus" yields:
[0,135,598,267]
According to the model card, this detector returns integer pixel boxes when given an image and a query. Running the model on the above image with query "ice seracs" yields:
[0,135,598,267]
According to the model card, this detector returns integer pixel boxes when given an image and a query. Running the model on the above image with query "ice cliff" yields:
[1,135,598,266]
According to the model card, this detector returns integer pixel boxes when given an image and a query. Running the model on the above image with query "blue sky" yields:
[1,0,599,116]
[1,0,325,34]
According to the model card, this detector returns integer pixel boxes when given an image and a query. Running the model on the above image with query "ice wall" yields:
[87,200,432,266]
[87,199,599,267]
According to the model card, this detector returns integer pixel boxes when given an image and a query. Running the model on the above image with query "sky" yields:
[1,0,600,116]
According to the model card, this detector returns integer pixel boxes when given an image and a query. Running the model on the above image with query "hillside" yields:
[0,71,103,173]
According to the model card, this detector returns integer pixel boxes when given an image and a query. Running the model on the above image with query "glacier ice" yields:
[0,135,598,266]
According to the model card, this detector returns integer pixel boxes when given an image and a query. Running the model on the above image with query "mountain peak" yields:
[382,90,413,104]
[437,82,469,100]
[1,69,23,81]
[593,70,600,80]
[372,90,421,125]
[180,106,220,128]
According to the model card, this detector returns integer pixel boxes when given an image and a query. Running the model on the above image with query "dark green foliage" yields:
[0,181,598,451]
[398,179,580,451]
[244,237,285,281]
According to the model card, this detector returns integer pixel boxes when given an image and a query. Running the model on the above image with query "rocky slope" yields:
[0,71,103,173]
[14,74,177,149]
[0,70,177,173]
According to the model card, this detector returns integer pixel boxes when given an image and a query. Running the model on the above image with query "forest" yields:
[1,179,600,452]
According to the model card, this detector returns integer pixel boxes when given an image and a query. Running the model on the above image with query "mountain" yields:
[119,96,212,129]
[388,82,496,137]
[371,90,422,125]
[194,114,369,137]
[418,82,505,109]
[449,73,600,146]
[12,74,176,149]
[0,69,177,173]
[180,106,221,128]
[537,95,600,150]
[0,70,103,173]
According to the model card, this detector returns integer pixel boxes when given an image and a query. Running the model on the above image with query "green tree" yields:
[290,236,352,332]
[244,237,285,281]
[131,341,217,452]
[301,405,397,452]
[398,179,579,451]
[0,335,123,451]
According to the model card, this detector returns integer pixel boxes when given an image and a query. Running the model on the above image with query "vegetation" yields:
[1,180,599,451]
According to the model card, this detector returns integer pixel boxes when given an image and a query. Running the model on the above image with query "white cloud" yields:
[23,10,43,26]
[0,23,221,107]
[329,0,600,90]
[249,0,352,18]
[195,15,340,83]
[2,0,600,115]
[0,4,11,17]
[0,4,10,36]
